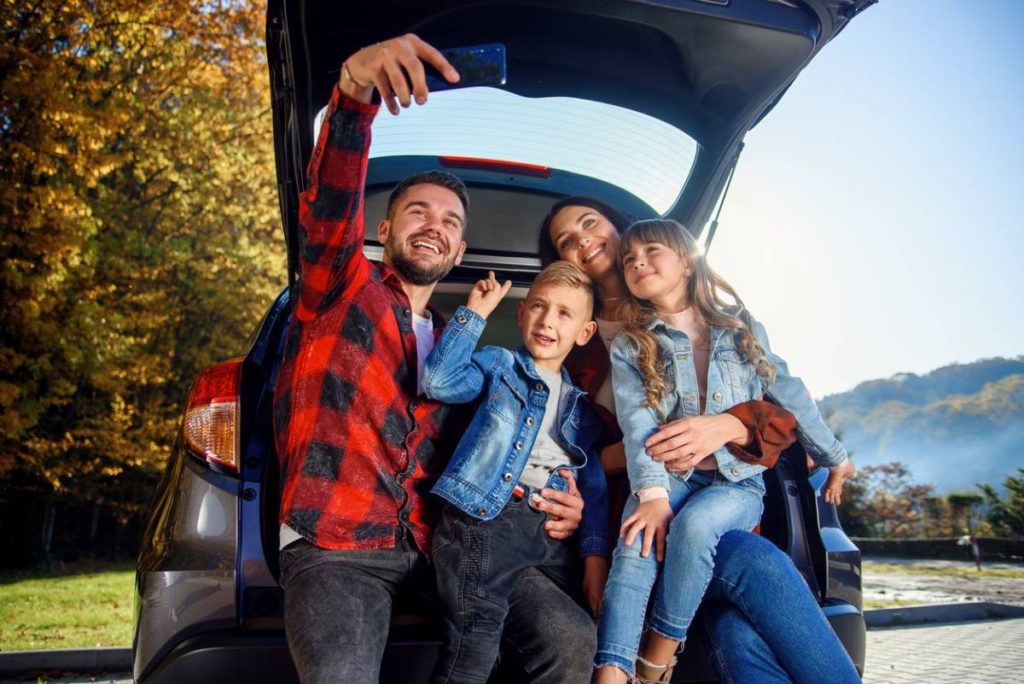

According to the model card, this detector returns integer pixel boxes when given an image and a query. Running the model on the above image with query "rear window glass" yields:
[318,87,698,214]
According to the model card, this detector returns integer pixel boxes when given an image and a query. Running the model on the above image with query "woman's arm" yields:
[645,401,798,472]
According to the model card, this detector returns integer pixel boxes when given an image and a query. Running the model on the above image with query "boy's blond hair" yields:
[529,261,595,319]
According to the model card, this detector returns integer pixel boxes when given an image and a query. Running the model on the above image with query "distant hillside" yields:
[819,357,1024,492]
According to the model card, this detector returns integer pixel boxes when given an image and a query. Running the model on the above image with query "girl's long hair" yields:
[617,219,775,413]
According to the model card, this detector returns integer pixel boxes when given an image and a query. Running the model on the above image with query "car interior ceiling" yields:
[281,0,820,225]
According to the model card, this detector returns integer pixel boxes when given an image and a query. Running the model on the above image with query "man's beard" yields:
[385,235,458,286]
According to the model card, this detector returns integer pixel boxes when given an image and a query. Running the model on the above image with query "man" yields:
[273,34,593,682]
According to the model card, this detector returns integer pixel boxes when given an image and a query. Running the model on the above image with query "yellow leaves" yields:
[2,0,283,503]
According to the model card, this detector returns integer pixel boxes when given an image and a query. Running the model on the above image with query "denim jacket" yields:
[423,306,610,558]
[611,315,848,494]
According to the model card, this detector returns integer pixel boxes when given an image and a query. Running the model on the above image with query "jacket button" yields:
[731,466,740,475]
[457,315,467,324]
[514,441,523,451]
[503,472,513,482]
[535,382,544,391]
[525,416,535,426]
[477,507,488,516]
[713,391,723,402]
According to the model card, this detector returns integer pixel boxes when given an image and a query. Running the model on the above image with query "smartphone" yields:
[426,43,507,91]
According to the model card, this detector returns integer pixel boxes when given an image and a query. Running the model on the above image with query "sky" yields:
[709,0,1024,397]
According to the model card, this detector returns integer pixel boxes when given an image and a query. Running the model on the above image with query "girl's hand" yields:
[466,271,512,320]
[824,459,855,505]
[620,498,673,561]
[582,555,609,618]
[646,414,747,472]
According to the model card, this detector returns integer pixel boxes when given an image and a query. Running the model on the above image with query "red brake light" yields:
[183,358,243,472]
[440,156,550,178]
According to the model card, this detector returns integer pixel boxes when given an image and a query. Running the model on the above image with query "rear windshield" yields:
[318,87,698,214]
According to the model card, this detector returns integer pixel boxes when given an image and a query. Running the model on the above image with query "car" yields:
[132,1,875,681]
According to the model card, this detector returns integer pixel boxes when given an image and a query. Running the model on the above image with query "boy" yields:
[423,262,610,684]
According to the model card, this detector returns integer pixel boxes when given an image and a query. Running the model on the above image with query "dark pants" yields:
[280,529,595,683]
[430,497,594,684]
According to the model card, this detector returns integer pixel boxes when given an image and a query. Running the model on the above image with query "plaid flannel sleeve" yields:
[293,86,380,322]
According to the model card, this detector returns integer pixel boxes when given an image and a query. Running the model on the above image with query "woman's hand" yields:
[646,414,749,472]
[466,271,512,320]
[620,498,673,561]
[823,459,855,505]
[582,555,609,618]
[537,470,583,539]
[340,34,459,114]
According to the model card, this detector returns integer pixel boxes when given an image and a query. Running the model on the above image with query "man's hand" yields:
[621,498,673,561]
[582,555,609,618]
[466,271,512,320]
[536,469,583,539]
[340,34,460,114]
[647,414,748,473]
[823,459,855,505]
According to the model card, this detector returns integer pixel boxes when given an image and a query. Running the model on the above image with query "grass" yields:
[863,560,1024,580]
[0,562,134,652]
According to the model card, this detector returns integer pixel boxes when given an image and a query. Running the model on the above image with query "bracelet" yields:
[341,61,370,89]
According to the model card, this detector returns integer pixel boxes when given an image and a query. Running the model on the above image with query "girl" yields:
[594,219,854,684]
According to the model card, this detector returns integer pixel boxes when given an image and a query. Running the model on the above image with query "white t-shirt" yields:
[519,366,572,490]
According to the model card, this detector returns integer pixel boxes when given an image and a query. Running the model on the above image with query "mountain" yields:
[818,357,1024,492]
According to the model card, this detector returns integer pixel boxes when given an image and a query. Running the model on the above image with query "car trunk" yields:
[266,0,876,284]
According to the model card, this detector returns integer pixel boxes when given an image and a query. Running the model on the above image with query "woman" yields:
[538,197,859,683]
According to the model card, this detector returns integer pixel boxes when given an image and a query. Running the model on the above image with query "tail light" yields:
[183,358,243,472]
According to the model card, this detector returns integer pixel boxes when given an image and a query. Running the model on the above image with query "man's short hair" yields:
[529,261,595,320]
[386,170,470,227]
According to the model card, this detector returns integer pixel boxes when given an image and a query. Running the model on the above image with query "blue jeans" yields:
[431,496,593,684]
[596,470,764,674]
[702,531,860,684]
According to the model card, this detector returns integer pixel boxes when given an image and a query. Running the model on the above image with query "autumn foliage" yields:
[1,0,283,561]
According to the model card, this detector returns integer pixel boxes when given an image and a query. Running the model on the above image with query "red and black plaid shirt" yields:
[273,87,450,552]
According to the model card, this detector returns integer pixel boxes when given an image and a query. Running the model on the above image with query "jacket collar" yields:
[512,346,579,394]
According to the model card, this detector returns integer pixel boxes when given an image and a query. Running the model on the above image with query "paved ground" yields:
[6,620,1024,683]
[863,618,1024,684]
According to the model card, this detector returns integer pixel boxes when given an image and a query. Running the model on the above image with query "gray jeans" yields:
[280,538,595,683]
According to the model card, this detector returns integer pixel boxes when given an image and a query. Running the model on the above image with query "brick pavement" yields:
[864,618,1024,684]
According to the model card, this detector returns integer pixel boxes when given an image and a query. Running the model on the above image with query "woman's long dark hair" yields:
[537,196,635,267]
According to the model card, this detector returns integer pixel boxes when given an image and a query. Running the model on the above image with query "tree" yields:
[838,461,935,537]
[978,469,1024,537]
[1,0,284,561]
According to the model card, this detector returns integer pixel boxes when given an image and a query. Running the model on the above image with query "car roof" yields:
[267,0,876,283]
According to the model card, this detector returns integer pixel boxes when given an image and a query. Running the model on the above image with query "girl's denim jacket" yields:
[611,315,848,495]
[423,306,610,558]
